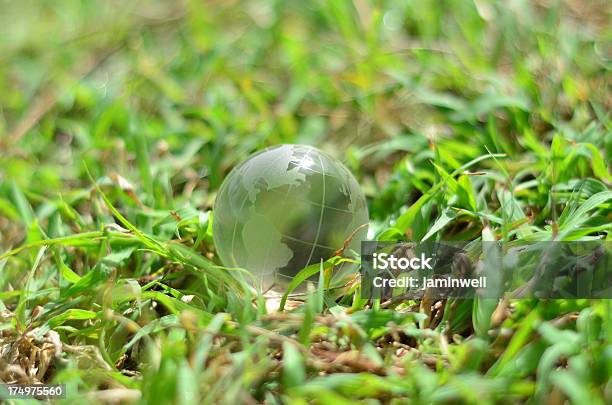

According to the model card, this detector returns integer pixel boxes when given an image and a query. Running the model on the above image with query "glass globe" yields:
[213,144,369,291]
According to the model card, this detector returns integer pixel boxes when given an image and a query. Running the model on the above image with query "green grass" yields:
[0,0,611,403]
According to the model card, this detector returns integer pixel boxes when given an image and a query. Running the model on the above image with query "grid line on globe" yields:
[303,152,327,270]
[267,187,355,213]
[213,144,369,292]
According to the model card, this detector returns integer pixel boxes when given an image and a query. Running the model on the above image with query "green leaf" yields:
[102,247,136,266]
[8,180,34,226]
[47,309,97,327]
[61,263,113,300]
[559,191,612,235]
[279,260,331,311]
[0,197,20,220]
[282,342,306,388]
[422,209,456,241]
[54,251,81,284]
[472,227,499,337]
[140,291,213,324]
[488,309,540,376]
[15,246,47,331]
[581,143,611,182]
[395,186,441,235]
[457,175,477,211]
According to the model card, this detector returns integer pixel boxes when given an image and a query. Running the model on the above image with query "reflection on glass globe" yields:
[213,144,369,291]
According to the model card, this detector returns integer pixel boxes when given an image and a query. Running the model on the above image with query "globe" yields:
[213,144,369,291]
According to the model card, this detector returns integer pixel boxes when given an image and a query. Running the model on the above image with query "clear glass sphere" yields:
[213,144,369,291]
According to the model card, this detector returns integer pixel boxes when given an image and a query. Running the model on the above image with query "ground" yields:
[0,0,611,404]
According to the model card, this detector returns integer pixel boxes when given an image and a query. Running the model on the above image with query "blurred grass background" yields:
[0,0,611,403]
